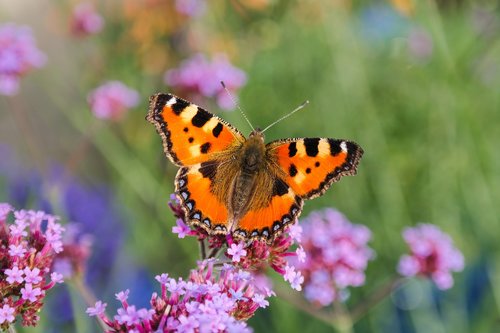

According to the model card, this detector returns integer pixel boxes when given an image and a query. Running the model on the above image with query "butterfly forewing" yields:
[147,93,245,166]
[267,138,363,199]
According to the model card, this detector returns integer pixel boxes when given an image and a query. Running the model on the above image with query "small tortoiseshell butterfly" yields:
[147,93,363,242]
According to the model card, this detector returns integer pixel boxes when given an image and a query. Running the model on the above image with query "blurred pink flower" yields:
[0,23,46,96]
[0,203,65,328]
[88,81,140,120]
[175,0,206,17]
[164,54,247,111]
[407,28,433,61]
[295,209,374,306]
[70,2,104,37]
[398,223,464,290]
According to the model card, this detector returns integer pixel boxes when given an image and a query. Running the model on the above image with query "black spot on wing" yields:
[188,137,194,143]
[306,168,311,174]
[288,142,297,157]
[183,127,189,132]
[171,99,190,115]
[199,161,217,180]
[272,178,289,197]
[191,108,212,127]
[304,138,320,157]
[289,164,297,177]
[212,123,223,137]
[200,142,211,153]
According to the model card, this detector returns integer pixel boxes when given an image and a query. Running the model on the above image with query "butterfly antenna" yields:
[261,100,309,133]
[220,81,255,131]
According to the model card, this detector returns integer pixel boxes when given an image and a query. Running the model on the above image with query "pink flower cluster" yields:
[0,23,46,95]
[295,209,374,306]
[169,195,304,291]
[87,259,272,332]
[398,224,464,290]
[0,203,64,328]
[88,81,140,120]
[164,53,247,110]
[70,2,104,37]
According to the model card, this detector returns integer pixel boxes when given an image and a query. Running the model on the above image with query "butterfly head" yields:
[249,128,265,143]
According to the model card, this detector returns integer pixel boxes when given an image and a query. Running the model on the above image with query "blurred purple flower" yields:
[88,81,140,120]
[88,259,268,332]
[0,23,46,95]
[0,204,65,328]
[164,53,247,111]
[471,6,499,37]
[70,2,104,37]
[175,0,206,17]
[295,208,374,306]
[407,28,433,62]
[398,223,464,290]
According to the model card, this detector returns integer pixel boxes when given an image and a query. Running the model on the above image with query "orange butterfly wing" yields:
[268,138,363,199]
[147,93,244,166]
[147,93,244,233]
[233,137,362,241]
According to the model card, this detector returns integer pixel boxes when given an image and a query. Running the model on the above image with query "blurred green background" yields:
[1,0,500,332]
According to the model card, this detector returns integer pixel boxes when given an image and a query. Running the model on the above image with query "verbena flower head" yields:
[70,2,104,37]
[0,203,65,329]
[164,53,247,110]
[87,259,270,332]
[88,81,140,120]
[295,209,374,306]
[0,23,46,95]
[175,0,206,17]
[169,195,304,291]
[398,223,464,290]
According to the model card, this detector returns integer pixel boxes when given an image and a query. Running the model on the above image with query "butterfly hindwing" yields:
[233,175,304,241]
[147,93,245,166]
[267,138,363,199]
[175,163,232,234]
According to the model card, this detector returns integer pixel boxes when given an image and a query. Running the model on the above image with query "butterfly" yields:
[147,93,363,242]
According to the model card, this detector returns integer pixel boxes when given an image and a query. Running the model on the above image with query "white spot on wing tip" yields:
[166,97,177,106]
[340,141,347,152]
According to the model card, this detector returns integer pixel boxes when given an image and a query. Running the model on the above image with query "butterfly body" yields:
[147,93,363,242]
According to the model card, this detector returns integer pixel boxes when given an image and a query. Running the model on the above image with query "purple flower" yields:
[0,304,15,324]
[70,2,104,37]
[172,218,191,238]
[115,289,130,302]
[164,53,246,111]
[21,283,43,302]
[295,208,374,306]
[5,265,24,284]
[0,23,46,95]
[88,81,140,120]
[0,203,66,327]
[284,265,304,291]
[175,0,206,17]
[397,223,464,290]
[87,260,267,331]
[86,301,107,317]
[227,242,248,263]
[23,267,42,284]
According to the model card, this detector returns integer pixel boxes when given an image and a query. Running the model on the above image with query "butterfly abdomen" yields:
[228,133,267,223]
